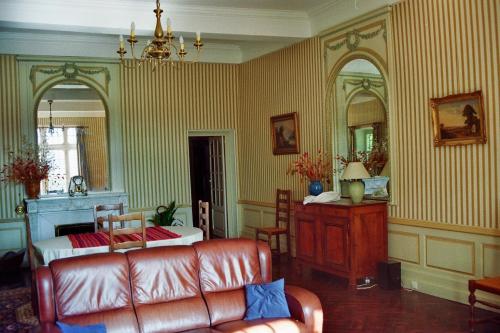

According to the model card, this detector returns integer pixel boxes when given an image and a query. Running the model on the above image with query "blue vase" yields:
[308,180,323,196]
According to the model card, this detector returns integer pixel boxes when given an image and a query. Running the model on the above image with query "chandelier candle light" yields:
[117,0,204,67]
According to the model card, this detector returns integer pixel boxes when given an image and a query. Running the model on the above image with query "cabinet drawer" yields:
[320,206,349,218]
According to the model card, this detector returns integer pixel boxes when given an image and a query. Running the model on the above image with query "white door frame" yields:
[187,129,238,238]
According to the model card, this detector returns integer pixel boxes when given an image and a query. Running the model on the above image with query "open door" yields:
[209,136,227,238]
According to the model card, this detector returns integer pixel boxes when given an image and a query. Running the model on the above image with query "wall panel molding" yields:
[388,230,420,264]
[425,235,475,276]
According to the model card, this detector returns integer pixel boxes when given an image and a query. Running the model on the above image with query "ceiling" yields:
[0,0,396,63]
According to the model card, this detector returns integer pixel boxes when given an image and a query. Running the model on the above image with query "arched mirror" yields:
[335,58,390,198]
[36,82,109,194]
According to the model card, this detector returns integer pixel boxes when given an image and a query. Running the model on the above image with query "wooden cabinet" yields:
[294,199,387,287]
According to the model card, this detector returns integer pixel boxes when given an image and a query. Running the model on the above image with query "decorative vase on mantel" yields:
[308,180,323,196]
[25,181,41,199]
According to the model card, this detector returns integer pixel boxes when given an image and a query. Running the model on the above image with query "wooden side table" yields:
[468,277,500,332]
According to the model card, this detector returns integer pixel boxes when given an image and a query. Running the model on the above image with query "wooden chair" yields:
[108,212,146,252]
[255,189,291,256]
[198,200,210,240]
[468,277,500,332]
[93,203,124,232]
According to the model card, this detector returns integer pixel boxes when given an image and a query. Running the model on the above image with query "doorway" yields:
[189,136,228,238]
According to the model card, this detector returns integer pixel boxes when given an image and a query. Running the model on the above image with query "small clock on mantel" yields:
[68,176,88,197]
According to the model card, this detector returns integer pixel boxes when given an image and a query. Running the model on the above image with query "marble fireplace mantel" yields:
[25,192,128,242]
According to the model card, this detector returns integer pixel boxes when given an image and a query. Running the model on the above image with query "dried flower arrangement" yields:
[334,141,388,177]
[1,141,53,187]
[287,149,331,183]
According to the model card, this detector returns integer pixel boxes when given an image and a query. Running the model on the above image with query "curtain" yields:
[76,127,90,190]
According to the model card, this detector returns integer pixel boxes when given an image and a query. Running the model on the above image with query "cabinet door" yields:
[295,214,316,262]
[323,217,349,271]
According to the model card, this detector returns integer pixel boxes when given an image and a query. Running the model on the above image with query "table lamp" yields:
[341,162,370,204]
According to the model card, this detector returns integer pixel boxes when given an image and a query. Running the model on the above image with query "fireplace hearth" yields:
[55,223,95,237]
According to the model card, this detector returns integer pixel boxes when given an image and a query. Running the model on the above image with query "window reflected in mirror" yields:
[37,83,109,194]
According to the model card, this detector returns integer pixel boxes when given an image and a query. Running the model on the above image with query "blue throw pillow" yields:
[244,278,291,320]
[56,322,107,333]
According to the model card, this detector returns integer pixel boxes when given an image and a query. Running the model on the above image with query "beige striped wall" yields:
[390,0,499,231]
[348,99,385,127]
[38,117,108,190]
[238,38,327,203]
[120,61,239,210]
[0,56,22,220]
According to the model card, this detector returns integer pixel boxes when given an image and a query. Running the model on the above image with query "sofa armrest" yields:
[285,285,323,333]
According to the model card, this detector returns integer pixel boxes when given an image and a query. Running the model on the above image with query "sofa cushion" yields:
[244,278,290,320]
[49,253,139,333]
[194,239,263,325]
[127,246,210,333]
[54,309,138,333]
[214,318,307,333]
[56,321,106,333]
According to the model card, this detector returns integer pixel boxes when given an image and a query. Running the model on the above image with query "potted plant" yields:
[148,201,178,226]
[287,149,331,196]
[1,141,53,199]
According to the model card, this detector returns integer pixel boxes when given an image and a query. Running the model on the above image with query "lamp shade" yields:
[341,162,370,180]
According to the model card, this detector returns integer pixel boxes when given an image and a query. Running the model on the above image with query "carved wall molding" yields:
[29,62,111,95]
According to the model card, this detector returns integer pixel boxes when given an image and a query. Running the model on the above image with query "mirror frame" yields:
[17,56,124,194]
[325,50,397,204]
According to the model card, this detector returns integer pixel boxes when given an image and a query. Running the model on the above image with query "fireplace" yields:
[55,223,95,237]
[24,192,128,242]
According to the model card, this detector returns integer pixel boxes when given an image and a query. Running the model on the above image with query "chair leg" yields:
[255,229,259,241]
[267,234,272,251]
[276,234,281,255]
[469,287,476,333]
[286,232,291,259]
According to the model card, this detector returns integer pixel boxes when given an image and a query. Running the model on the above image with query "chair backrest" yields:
[108,212,146,252]
[93,203,124,232]
[275,189,291,230]
[198,200,210,240]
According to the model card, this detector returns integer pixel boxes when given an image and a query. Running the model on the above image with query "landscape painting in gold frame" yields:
[430,91,486,147]
[271,112,300,155]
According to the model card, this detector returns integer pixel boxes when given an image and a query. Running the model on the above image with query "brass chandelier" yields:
[117,0,204,67]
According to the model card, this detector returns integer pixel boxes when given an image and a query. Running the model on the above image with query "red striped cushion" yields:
[68,226,181,248]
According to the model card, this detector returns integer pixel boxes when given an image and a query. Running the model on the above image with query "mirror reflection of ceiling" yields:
[340,59,381,75]
[38,84,105,119]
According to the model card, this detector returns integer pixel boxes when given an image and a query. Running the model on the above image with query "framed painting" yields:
[271,112,300,155]
[430,91,486,146]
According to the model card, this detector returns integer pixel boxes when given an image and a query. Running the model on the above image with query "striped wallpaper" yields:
[390,0,499,230]
[348,99,385,127]
[238,38,326,203]
[38,117,108,190]
[120,61,239,210]
[0,56,22,220]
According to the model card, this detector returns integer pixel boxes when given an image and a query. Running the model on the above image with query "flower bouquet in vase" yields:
[287,149,331,196]
[1,141,54,199]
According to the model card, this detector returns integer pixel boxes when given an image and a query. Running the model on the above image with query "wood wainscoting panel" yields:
[388,231,420,264]
[426,236,475,276]
[0,223,24,254]
[482,244,500,278]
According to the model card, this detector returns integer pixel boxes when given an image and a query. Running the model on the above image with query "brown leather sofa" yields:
[36,239,323,333]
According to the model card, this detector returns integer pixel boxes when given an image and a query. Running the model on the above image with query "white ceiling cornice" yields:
[0,0,400,63]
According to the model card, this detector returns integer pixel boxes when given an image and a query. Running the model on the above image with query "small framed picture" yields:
[430,91,486,146]
[270,112,300,155]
